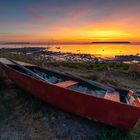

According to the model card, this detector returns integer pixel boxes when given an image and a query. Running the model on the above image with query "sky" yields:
[0,0,140,42]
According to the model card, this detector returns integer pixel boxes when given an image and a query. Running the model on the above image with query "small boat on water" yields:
[0,58,140,130]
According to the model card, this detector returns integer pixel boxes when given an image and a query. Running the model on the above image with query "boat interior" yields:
[8,64,140,107]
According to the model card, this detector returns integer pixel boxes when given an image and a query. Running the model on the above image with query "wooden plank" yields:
[55,80,78,88]
[104,92,120,102]
[0,58,34,66]
[63,71,114,92]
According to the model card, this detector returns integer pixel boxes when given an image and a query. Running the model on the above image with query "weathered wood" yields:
[61,71,114,92]
[104,92,120,102]
[8,59,51,83]
[55,80,78,88]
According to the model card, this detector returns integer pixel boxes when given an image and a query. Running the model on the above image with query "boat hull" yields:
[2,64,140,130]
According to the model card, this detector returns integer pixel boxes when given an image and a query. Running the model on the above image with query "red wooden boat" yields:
[0,58,140,130]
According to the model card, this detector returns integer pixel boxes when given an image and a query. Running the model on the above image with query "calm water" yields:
[0,43,140,58]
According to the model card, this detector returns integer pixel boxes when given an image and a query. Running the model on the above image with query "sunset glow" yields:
[0,0,140,42]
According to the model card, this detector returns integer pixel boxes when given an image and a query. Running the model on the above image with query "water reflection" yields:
[50,44,140,58]
[0,43,140,58]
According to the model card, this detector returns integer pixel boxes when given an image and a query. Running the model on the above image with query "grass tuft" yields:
[16,88,43,113]
[97,127,140,140]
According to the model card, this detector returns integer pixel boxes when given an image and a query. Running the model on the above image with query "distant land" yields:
[0,42,30,45]
[0,42,90,45]
[92,41,131,44]
[0,41,133,45]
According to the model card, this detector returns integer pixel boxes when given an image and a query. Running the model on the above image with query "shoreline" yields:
[0,47,140,64]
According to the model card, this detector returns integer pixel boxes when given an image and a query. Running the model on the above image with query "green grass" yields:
[98,127,139,140]
[58,61,129,72]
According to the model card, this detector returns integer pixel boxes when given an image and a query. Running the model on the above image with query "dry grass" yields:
[129,63,140,74]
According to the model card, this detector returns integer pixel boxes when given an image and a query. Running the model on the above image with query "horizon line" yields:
[1,41,140,45]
